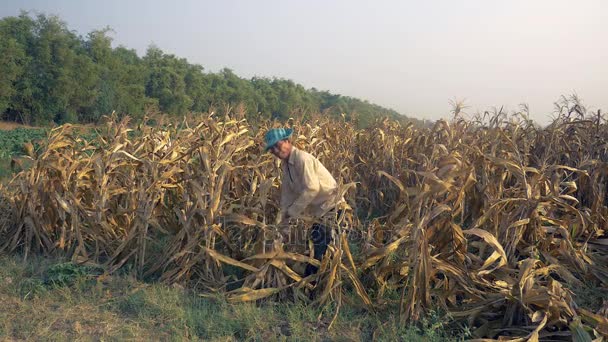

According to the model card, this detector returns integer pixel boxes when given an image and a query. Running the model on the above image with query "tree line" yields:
[0,12,414,127]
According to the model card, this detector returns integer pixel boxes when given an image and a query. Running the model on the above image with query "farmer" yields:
[265,127,346,277]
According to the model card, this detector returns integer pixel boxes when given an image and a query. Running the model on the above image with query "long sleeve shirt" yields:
[280,147,343,220]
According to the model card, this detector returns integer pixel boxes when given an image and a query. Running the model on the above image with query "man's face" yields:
[269,139,292,160]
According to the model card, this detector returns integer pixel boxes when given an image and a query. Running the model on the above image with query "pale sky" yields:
[1,0,607,124]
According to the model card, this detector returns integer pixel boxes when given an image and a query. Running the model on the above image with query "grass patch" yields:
[0,254,469,341]
[571,282,608,313]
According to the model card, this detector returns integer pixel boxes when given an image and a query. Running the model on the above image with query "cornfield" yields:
[1,100,607,340]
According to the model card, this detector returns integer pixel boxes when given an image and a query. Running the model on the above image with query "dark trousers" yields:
[304,223,332,277]
[304,210,343,277]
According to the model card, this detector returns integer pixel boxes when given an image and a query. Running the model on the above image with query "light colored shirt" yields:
[280,147,343,220]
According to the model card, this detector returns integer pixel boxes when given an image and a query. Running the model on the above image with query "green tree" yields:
[0,34,26,114]
[184,63,210,113]
[82,29,145,121]
[0,12,409,126]
[144,46,193,115]
[112,47,146,118]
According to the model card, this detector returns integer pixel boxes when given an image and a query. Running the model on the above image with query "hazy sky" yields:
[1,0,606,123]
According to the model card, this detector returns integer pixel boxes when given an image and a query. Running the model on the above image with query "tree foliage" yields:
[0,12,414,126]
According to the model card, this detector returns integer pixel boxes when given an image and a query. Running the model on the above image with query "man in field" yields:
[265,127,345,277]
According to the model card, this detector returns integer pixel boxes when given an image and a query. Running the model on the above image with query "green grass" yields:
[571,282,608,313]
[0,254,466,341]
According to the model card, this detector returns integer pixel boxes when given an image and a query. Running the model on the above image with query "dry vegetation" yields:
[0,98,607,340]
